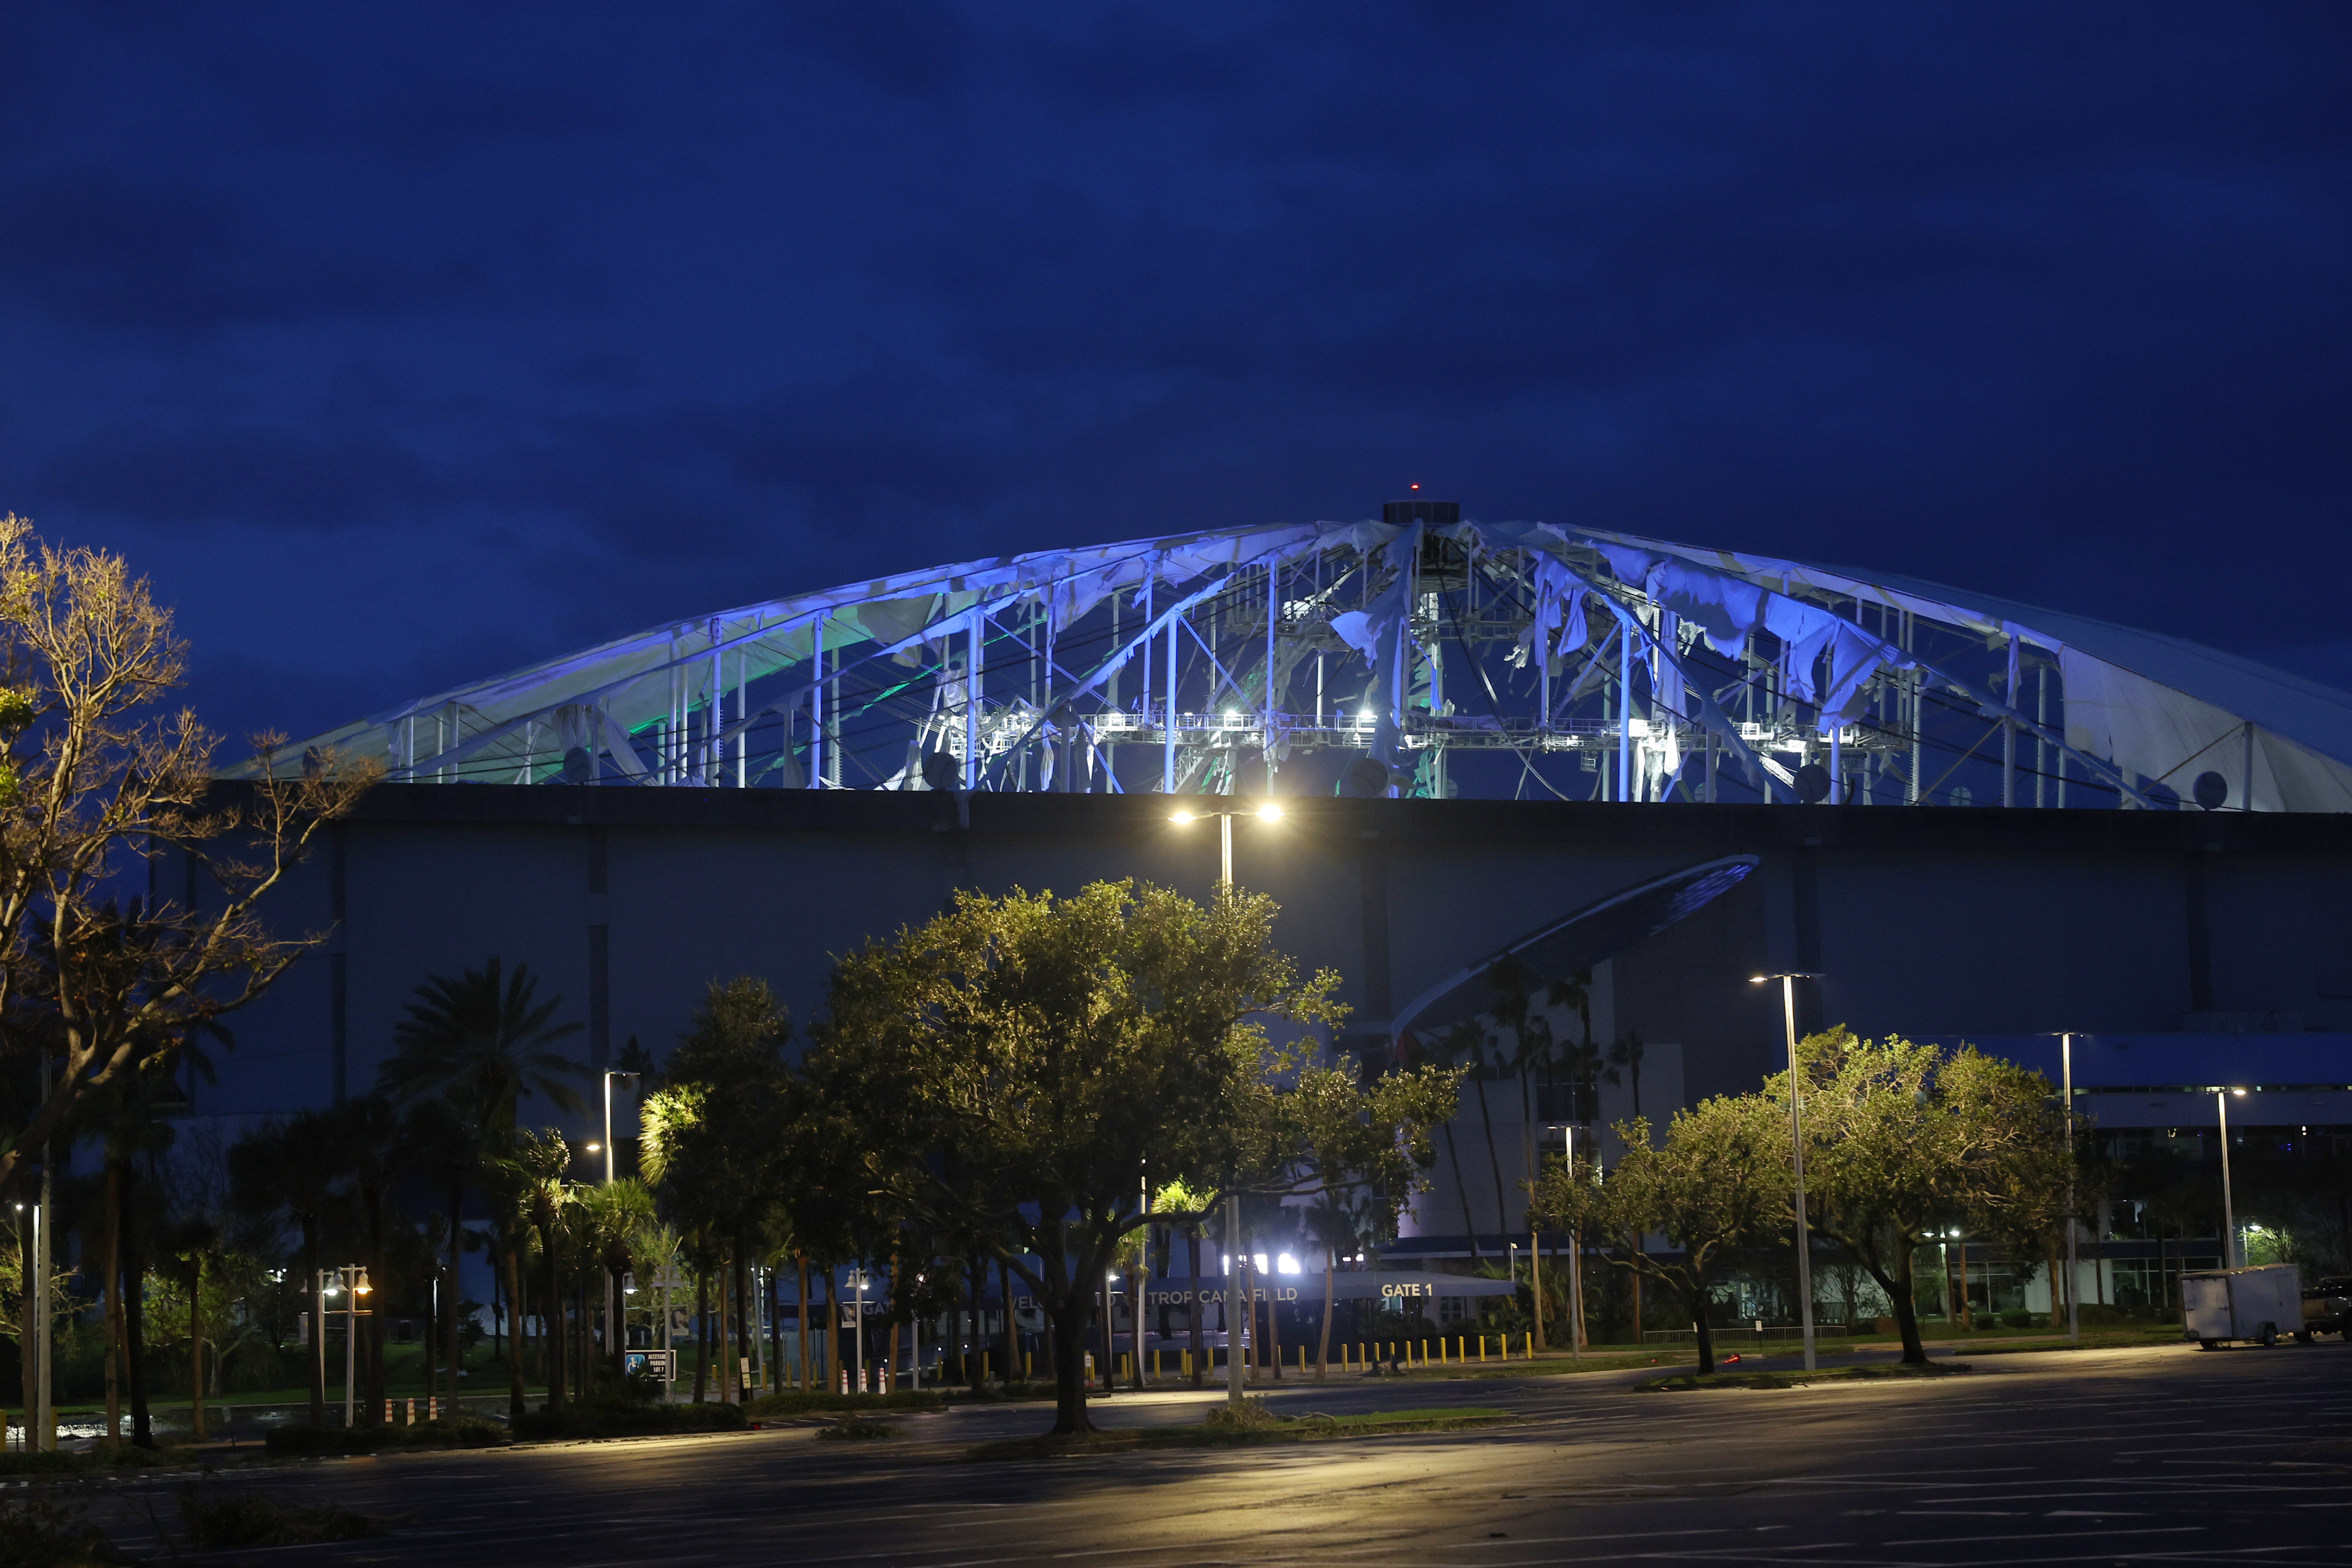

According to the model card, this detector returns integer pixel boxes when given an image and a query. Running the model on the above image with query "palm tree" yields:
[381,958,588,1141]
[509,1129,574,1410]
[1399,1028,1483,1259]
[575,1179,658,1389]
[381,958,586,1415]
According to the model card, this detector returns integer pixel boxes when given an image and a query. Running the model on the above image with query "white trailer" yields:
[2181,1265,2302,1349]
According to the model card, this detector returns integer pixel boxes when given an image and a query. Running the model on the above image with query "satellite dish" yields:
[1339,757,1394,799]
[1793,763,1832,804]
[920,751,961,792]
[2193,771,2229,811]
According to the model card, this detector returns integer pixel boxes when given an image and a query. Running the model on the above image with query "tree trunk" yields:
[1691,1277,1716,1375]
[1471,1074,1511,1247]
[542,1208,567,1411]
[1885,1242,1928,1364]
[364,1186,386,1423]
[1437,1124,1482,1261]
[799,1254,812,1392]
[103,1157,122,1447]
[444,1181,464,1415]
[1187,1227,1206,1388]
[505,1238,527,1419]
[966,1256,985,1392]
[692,1268,709,1402]
[1263,1276,1280,1379]
[303,1213,324,1427]
[733,1244,751,1403]
[995,1258,1017,1387]
[122,1163,154,1448]
[1049,1291,1095,1435]
[1316,1249,1335,1380]
[188,1257,206,1440]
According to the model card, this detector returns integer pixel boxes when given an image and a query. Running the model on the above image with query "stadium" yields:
[208,499,2352,1316]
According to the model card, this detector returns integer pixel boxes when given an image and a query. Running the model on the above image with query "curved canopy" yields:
[243,509,2352,814]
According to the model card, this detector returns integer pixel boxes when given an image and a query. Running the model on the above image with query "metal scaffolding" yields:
[244,504,2352,812]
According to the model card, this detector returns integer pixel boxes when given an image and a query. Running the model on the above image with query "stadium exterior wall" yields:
[174,788,2352,1142]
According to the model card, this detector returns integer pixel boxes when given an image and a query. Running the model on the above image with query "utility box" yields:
[2181,1265,2302,1348]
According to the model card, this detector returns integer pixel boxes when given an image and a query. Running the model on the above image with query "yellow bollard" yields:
[982,1353,990,1380]
[1025,1352,1033,1378]
[1182,1349,1192,1378]
[1524,1332,1533,1360]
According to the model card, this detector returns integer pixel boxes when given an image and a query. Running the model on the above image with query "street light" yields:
[601,1071,640,1187]
[2215,1087,2246,1268]
[2060,1032,2079,1345]
[317,1265,372,1428]
[1170,801,1284,886]
[1751,972,1821,1373]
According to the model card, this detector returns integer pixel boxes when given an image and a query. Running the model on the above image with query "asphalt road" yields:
[51,1338,2352,1566]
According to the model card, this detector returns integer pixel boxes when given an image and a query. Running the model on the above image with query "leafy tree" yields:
[640,978,796,1403]
[804,879,1440,1436]
[1773,1030,2073,1365]
[0,514,375,1192]
[1536,1098,1782,1374]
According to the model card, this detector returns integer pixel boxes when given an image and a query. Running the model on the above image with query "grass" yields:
[966,1405,1515,1460]
[1640,1362,1972,1391]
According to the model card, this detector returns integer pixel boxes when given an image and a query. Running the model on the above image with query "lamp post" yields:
[1751,972,1821,1373]
[2062,1033,2079,1345]
[849,1266,869,1393]
[1563,1125,1583,1363]
[1169,800,1284,887]
[316,1266,372,1427]
[598,1071,639,1372]
[2216,1088,2246,1268]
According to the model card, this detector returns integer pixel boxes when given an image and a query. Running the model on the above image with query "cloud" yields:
[38,423,446,530]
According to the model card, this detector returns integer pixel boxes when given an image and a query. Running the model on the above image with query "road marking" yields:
[1881,1526,2206,1547]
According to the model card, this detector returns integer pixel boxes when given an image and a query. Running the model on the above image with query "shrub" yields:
[2000,1309,2036,1330]
[0,1495,127,1567]
[512,1400,747,1441]
[261,1416,507,1455]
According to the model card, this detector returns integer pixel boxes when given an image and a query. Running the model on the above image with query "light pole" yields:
[1563,1125,1583,1363]
[316,1266,371,1426]
[1169,800,1284,887]
[2062,1033,2079,1344]
[2215,1088,2246,1268]
[1751,972,1821,1373]
[597,1071,638,1374]
[849,1265,869,1393]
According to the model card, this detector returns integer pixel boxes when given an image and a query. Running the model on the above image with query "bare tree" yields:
[0,514,376,1191]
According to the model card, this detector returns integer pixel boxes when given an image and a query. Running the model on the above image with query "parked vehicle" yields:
[2301,1277,2352,1340]
[2181,1265,2303,1349]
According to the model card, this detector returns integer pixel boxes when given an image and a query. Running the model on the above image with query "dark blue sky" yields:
[5,6,2348,750]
